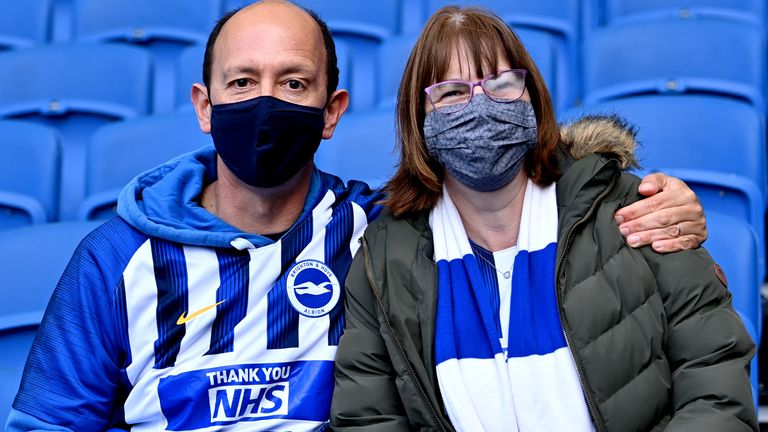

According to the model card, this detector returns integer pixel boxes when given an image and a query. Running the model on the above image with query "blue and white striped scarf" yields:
[430,180,594,432]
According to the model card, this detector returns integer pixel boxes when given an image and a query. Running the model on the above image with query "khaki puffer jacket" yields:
[330,116,758,432]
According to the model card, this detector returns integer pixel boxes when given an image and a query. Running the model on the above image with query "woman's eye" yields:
[287,80,303,90]
[234,78,249,88]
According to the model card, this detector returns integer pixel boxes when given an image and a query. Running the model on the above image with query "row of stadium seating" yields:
[0,0,764,111]
[4,0,763,47]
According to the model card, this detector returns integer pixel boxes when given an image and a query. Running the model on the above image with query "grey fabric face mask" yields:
[423,95,538,192]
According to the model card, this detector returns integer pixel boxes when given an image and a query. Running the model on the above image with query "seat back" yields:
[566,95,766,197]
[593,0,765,27]
[704,211,761,402]
[0,44,152,220]
[315,107,398,189]
[0,221,100,426]
[175,44,205,111]
[81,112,212,220]
[73,0,223,112]
[0,0,52,50]
[0,221,102,328]
[560,96,766,278]
[376,34,417,108]
[0,327,38,427]
[0,121,60,227]
[583,18,766,108]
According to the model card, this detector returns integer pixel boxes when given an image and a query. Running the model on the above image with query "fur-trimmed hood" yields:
[559,114,639,170]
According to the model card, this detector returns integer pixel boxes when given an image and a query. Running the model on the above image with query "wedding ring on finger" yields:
[670,223,682,237]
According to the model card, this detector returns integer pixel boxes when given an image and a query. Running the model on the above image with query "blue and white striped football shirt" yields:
[12,148,382,431]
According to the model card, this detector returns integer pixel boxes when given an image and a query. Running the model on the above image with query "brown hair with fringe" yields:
[383,6,560,217]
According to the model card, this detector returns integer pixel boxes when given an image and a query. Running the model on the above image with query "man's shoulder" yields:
[316,170,384,215]
[69,217,151,275]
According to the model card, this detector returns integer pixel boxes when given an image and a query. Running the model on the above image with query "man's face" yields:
[208,2,328,109]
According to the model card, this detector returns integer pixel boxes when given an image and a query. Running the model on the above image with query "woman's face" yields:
[424,43,531,114]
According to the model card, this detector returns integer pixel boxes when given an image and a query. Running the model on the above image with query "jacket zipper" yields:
[554,174,617,432]
[361,237,448,432]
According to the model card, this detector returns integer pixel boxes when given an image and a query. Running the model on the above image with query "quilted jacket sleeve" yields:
[330,243,412,431]
[640,246,758,431]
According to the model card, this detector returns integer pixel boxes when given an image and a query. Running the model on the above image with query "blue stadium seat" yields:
[582,18,766,109]
[564,95,766,198]
[315,107,398,189]
[72,0,223,113]
[424,0,580,109]
[588,0,765,27]
[51,0,74,42]
[704,211,762,403]
[0,44,152,221]
[175,44,205,111]
[0,121,60,228]
[560,94,766,277]
[174,40,351,112]
[515,29,559,110]
[376,34,417,108]
[661,168,766,281]
[0,221,101,426]
[80,112,212,220]
[0,0,52,50]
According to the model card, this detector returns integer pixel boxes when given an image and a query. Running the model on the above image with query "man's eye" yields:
[234,78,249,88]
[287,80,303,90]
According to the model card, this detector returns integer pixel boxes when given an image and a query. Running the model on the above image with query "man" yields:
[7,1,706,430]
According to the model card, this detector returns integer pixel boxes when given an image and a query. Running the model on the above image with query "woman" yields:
[330,6,756,432]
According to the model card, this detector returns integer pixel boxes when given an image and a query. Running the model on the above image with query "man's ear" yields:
[322,89,350,140]
[191,83,212,134]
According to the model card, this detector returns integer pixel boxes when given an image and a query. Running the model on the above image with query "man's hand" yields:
[614,173,707,253]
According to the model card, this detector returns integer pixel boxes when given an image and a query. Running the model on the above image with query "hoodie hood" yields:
[117,145,327,249]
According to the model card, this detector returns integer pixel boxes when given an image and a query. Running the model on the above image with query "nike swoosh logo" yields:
[177,300,226,325]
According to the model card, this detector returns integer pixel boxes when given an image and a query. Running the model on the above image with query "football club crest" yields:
[286,260,341,317]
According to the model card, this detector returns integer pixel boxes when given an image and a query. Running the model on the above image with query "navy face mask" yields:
[210,95,325,188]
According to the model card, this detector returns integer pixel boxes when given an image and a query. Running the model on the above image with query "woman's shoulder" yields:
[365,207,431,241]
[361,207,433,271]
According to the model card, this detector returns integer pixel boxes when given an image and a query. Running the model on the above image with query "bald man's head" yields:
[202,0,338,101]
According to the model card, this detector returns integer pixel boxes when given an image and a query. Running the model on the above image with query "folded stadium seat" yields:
[704,211,762,405]
[425,0,580,110]
[0,44,152,221]
[173,40,352,112]
[72,0,223,113]
[582,17,766,110]
[225,0,400,111]
[51,0,73,42]
[560,94,767,278]
[80,112,213,220]
[587,0,765,28]
[0,121,60,229]
[174,43,205,112]
[375,34,417,108]
[314,107,398,189]
[0,220,101,426]
[0,0,52,50]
